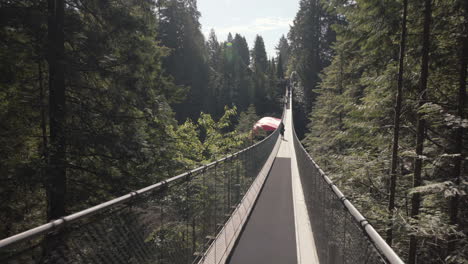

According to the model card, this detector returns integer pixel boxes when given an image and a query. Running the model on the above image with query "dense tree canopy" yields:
[288,0,339,137]
[293,0,468,262]
[0,0,284,241]
[5,0,466,262]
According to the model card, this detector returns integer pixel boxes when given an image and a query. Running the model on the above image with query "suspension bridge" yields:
[0,92,404,264]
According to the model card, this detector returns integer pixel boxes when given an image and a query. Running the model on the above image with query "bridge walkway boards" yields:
[227,105,319,264]
[226,157,296,264]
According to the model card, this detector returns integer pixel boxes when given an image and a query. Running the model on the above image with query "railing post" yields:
[159,183,167,263]
[185,173,191,263]
[202,167,207,255]
[342,208,347,264]
[214,163,218,236]
[227,157,232,214]
[235,154,240,205]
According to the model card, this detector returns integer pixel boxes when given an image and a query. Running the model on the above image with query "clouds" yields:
[198,0,298,57]
[202,16,293,57]
[207,17,293,36]
[252,17,293,32]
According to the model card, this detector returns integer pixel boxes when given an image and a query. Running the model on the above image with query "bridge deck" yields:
[227,157,296,264]
[227,105,319,264]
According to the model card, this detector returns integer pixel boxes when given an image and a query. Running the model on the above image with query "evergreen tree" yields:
[233,34,250,66]
[301,0,468,261]
[236,105,260,134]
[288,0,338,136]
[251,35,268,114]
[408,0,431,262]
[276,54,285,79]
[447,0,468,258]
[0,0,184,237]
[276,35,290,75]
[232,33,253,110]
[387,0,408,245]
[157,0,209,122]
[205,31,254,117]
[0,0,50,236]
[46,0,66,221]
[252,35,268,73]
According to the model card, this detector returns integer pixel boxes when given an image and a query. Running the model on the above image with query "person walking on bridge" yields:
[280,122,285,139]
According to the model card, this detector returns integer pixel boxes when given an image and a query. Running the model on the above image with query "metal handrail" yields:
[0,115,282,250]
[290,92,404,263]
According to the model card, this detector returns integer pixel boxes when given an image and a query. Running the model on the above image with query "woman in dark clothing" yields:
[280,122,285,138]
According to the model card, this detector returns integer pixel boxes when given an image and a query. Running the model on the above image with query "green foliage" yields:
[0,0,187,237]
[198,106,248,161]
[168,106,251,171]
[299,0,468,261]
[276,35,290,75]
[173,120,203,169]
[0,0,281,240]
[236,105,260,134]
[252,35,268,73]
[0,0,49,236]
[205,30,258,117]
[157,0,210,122]
[288,0,339,135]
[62,0,183,206]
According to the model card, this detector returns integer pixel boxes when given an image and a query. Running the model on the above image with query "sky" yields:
[198,0,300,58]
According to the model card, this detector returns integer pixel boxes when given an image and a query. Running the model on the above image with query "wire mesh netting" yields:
[0,128,280,264]
[292,127,394,264]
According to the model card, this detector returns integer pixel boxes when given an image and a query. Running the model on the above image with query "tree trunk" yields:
[386,0,408,246]
[39,61,48,161]
[447,0,468,255]
[38,61,50,210]
[408,0,431,262]
[47,0,66,221]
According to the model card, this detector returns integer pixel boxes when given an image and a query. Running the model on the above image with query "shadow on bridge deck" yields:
[226,103,319,264]
[227,157,296,264]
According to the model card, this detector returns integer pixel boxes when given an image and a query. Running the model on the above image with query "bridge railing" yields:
[292,120,404,263]
[0,124,281,264]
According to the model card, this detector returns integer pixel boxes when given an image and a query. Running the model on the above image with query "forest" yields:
[0,0,467,263]
[0,0,285,242]
[292,0,467,263]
